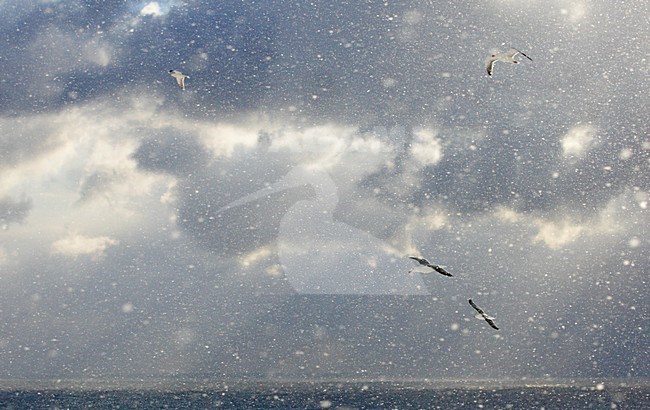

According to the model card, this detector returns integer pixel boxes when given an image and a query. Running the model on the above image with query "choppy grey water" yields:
[1,381,648,409]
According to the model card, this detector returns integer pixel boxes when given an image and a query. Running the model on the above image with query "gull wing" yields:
[409,256,453,276]
[484,56,497,76]
[469,299,499,330]
[469,299,485,314]
[431,264,453,277]
[510,48,533,61]
[409,256,430,266]
[484,317,499,330]
[176,76,185,90]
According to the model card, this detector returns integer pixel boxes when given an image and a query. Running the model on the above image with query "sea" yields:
[0,380,648,409]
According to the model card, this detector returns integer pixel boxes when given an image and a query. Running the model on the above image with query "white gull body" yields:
[169,69,189,90]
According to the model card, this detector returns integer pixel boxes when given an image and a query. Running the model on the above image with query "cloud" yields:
[495,188,639,249]
[140,2,163,17]
[0,196,32,228]
[197,121,262,158]
[409,128,444,167]
[132,129,210,175]
[1,94,168,181]
[559,0,589,23]
[408,206,449,232]
[561,124,598,159]
[0,0,648,381]
[51,233,119,259]
[533,218,588,248]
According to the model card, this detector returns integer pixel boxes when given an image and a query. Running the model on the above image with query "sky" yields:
[0,0,648,382]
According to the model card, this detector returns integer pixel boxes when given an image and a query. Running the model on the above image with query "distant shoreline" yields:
[1,377,648,392]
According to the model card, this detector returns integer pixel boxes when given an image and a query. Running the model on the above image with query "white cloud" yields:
[494,207,523,224]
[51,233,119,259]
[0,99,168,202]
[410,128,443,167]
[0,96,182,261]
[532,218,586,249]
[561,124,598,159]
[559,0,589,23]
[407,206,449,232]
[197,121,261,158]
[182,116,396,180]
[140,2,163,17]
[495,193,628,249]
[270,124,359,165]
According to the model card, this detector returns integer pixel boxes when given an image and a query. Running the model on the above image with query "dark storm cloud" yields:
[1,0,648,382]
[145,0,649,218]
[131,129,322,257]
[2,0,646,128]
[408,125,648,215]
[121,119,296,257]
[132,128,210,175]
[6,0,641,219]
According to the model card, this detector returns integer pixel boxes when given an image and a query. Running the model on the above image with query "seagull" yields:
[169,70,189,90]
[469,299,499,330]
[408,256,453,277]
[484,48,533,77]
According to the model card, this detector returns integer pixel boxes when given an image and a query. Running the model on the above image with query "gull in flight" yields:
[169,70,189,90]
[484,48,533,77]
[469,299,499,330]
[408,256,453,277]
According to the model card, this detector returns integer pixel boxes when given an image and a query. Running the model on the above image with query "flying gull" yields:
[408,256,453,277]
[484,48,532,77]
[469,299,499,330]
[169,70,189,90]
